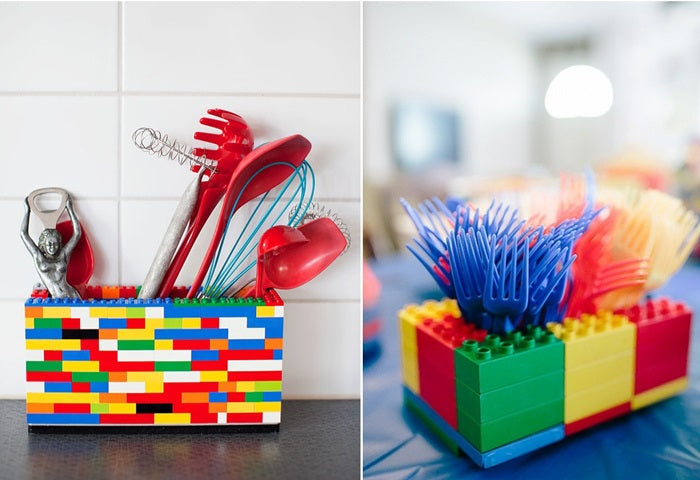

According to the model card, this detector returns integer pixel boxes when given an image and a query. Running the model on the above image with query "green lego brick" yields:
[246,392,264,402]
[457,397,564,452]
[163,318,183,328]
[404,389,461,455]
[154,361,191,371]
[454,328,564,393]
[456,369,564,423]
[91,403,109,414]
[72,372,109,383]
[33,318,62,329]
[117,340,155,350]
[26,361,62,372]
[255,381,283,391]
[126,307,146,317]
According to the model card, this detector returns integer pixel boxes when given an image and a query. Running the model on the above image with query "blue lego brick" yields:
[25,328,62,339]
[62,350,91,361]
[403,387,565,468]
[191,350,219,361]
[27,413,101,425]
[228,339,266,350]
[44,382,73,393]
[273,350,283,360]
[247,316,283,338]
[99,318,128,329]
[154,328,229,340]
[90,382,109,393]
[263,392,282,401]
[209,392,227,402]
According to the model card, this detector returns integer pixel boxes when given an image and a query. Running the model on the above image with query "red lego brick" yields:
[220,350,274,361]
[227,412,263,423]
[191,359,229,371]
[263,290,283,306]
[99,360,155,372]
[227,392,247,402]
[54,403,91,414]
[62,318,81,329]
[120,286,137,298]
[101,413,155,424]
[86,285,102,299]
[27,371,72,382]
[565,402,631,436]
[169,286,188,298]
[228,371,282,381]
[173,339,211,350]
[44,350,63,361]
[80,339,100,351]
[201,317,220,328]
[173,402,211,415]
[31,289,49,299]
[126,318,145,329]
[72,382,91,393]
[190,412,219,424]
[162,382,220,394]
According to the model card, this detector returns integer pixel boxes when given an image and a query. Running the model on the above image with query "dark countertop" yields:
[0,399,359,480]
[363,254,700,479]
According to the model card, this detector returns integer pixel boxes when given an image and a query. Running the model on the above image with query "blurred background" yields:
[363,1,700,258]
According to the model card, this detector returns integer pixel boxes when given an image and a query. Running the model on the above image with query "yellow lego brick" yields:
[632,377,688,410]
[27,392,100,404]
[154,339,173,350]
[62,361,100,372]
[126,371,164,383]
[254,401,282,413]
[118,328,156,340]
[227,402,255,413]
[89,307,127,318]
[236,381,255,392]
[25,317,35,329]
[145,318,165,329]
[565,350,634,394]
[200,370,229,382]
[41,307,72,318]
[182,317,201,329]
[108,403,137,414]
[402,362,420,394]
[398,304,424,394]
[154,413,191,424]
[565,376,634,423]
[256,306,275,318]
[548,312,636,368]
[26,339,81,351]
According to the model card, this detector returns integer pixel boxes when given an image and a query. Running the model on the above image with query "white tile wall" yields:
[0,1,360,399]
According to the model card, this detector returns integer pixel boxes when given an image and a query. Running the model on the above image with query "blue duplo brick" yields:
[263,391,282,402]
[154,328,229,340]
[44,382,73,393]
[247,317,283,338]
[273,350,283,360]
[62,350,91,361]
[26,328,62,339]
[209,392,227,403]
[228,339,266,350]
[99,318,127,329]
[27,413,101,425]
[191,350,219,361]
[90,382,109,393]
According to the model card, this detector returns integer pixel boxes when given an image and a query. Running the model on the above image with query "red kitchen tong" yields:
[157,109,252,298]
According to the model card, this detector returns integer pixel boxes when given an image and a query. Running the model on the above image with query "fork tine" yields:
[199,116,228,131]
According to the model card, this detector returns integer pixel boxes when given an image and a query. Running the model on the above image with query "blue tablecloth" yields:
[363,254,700,479]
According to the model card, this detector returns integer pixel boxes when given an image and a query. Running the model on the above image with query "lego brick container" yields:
[24,286,284,432]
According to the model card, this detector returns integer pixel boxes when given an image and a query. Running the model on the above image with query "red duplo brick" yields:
[163,382,220,394]
[618,298,692,394]
[72,382,91,393]
[220,350,274,361]
[120,286,137,298]
[126,318,145,329]
[228,371,282,381]
[227,392,247,402]
[99,360,155,372]
[44,350,63,361]
[54,403,91,414]
[173,402,211,415]
[191,359,229,371]
[565,402,631,436]
[190,412,219,424]
[90,349,118,363]
[80,339,100,351]
[62,318,81,329]
[27,371,72,382]
[173,339,211,350]
[101,413,155,424]
[201,318,220,329]
[227,412,263,423]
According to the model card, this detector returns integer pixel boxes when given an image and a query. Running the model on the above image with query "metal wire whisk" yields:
[132,127,217,173]
[291,202,352,254]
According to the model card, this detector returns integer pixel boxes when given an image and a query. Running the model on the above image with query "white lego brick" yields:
[218,412,227,424]
[274,306,284,318]
[262,411,281,424]
[163,371,201,383]
[145,307,164,318]
[228,359,283,372]
[153,350,191,362]
[109,381,146,393]
[99,340,118,351]
[219,317,266,339]
[79,316,100,330]
[117,350,155,362]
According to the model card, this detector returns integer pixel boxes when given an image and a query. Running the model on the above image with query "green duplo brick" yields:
[255,381,282,392]
[456,370,564,423]
[26,361,62,372]
[457,397,564,452]
[126,307,145,317]
[454,327,564,393]
[154,361,191,371]
[91,403,109,414]
[118,340,155,350]
[72,372,109,383]
[33,318,63,329]
[163,318,183,328]
[245,392,264,402]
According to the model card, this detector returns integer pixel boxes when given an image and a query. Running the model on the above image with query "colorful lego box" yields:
[24,286,284,431]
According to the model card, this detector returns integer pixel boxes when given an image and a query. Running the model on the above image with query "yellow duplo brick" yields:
[63,361,100,372]
[227,402,255,413]
[127,371,164,384]
[154,340,173,350]
[145,382,164,393]
[200,371,228,382]
[90,307,127,318]
[25,306,43,318]
[253,401,281,413]
[398,305,422,394]
[145,318,165,329]
[182,317,201,329]
[42,307,72,318]
[108,403,136,414]
[25,317,35,329]
[154,413,190,424]
[256,306,275,317]
[632,378,688,410]
[565,376,634,423]
[26,339,81,351]
[236,381,255,392]
[27,392,99,404]
[565,350,635,394]
[118,328,156,340]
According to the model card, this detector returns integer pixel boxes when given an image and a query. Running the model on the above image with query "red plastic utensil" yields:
[253,217,348,297]
[185,134,312,298]
[157,109,252,297]
[56,220,94,297]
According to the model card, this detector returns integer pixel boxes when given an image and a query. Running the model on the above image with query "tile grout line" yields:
[117,1,123,286]
[0,91,359,99]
